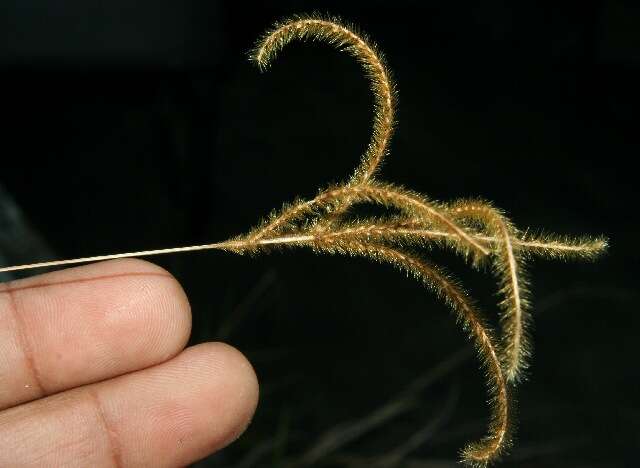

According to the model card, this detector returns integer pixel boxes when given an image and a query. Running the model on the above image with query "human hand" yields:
[0,259,259,467]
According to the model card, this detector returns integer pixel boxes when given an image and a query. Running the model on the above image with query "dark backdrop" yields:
[1,1,638,467]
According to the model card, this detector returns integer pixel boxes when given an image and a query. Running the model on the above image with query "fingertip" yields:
[183,342,260,449]
[91,258,193,360]
[106,342,260,465]
[71,258,194,370]
[122,259,193,360]
[0,341,261,467]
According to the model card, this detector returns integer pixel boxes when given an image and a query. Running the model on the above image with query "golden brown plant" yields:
[0,13,608,466]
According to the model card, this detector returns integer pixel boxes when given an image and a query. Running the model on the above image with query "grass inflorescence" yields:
[0,13,608,466]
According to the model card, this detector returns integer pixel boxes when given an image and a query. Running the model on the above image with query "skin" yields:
[0,259,259,467]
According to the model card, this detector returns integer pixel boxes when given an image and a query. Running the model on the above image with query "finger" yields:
[0,342,259,467]
[0,259,192,409]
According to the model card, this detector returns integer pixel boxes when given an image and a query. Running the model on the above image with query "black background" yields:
[1,1,638,467]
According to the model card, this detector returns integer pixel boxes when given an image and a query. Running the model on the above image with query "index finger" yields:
[0,259,192,409]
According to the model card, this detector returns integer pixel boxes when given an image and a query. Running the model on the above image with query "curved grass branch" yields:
[448,200,530,382]
[307,240,511,464]
[251,14,395,184]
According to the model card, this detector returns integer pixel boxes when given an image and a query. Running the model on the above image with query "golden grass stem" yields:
[0,228,605,273]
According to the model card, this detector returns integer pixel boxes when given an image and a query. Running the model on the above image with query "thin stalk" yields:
[0,228,605,274]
